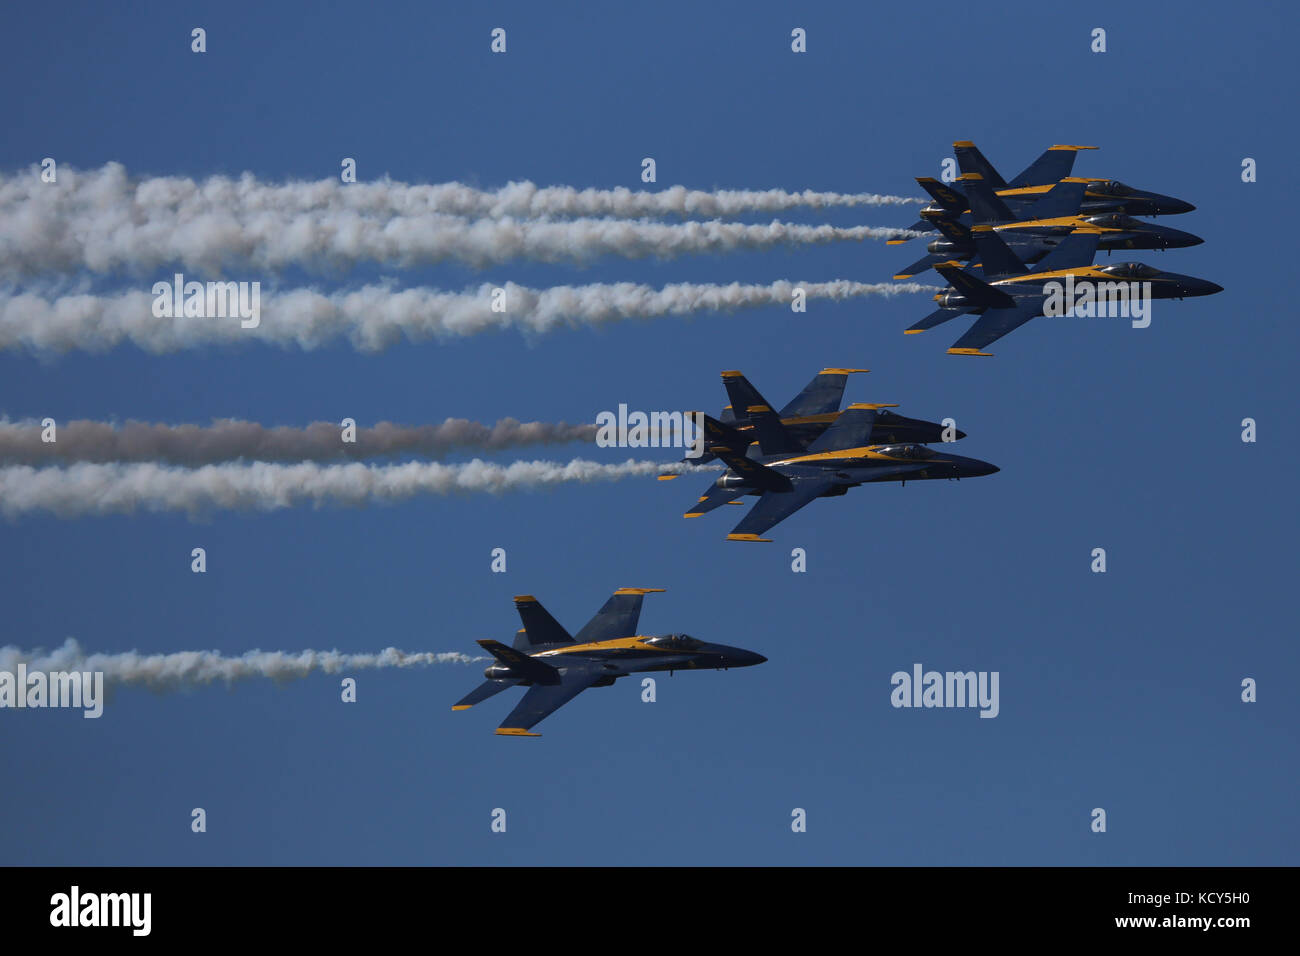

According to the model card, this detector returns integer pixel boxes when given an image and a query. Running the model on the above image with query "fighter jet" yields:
[909,225,1222,356]
[894,173,1201,279]
[453,588,765,736]
[895,142,1195,236]
[683,368,961,464]
[685,404,998,542]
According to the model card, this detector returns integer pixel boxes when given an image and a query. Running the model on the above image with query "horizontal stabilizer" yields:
[933,262,1016,308]
[477,639,561,685]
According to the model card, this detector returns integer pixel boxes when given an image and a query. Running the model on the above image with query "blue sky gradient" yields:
[1,0,1295,865]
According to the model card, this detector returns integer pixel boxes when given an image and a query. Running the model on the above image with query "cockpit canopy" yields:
[646,633,703,650]
[874,443,936,459]
[1098,262,1161,279]
[1085,213,1136,229]
[1087,180,1131,196]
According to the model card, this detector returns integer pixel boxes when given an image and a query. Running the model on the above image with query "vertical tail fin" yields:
[1026,178,1091,220]
[958,173,1015,225]
[1028,226,1102,273]
[720,371,774,426]
[778,368,869,418]
[512,595,574,649]
[970,226,1030,279]
[915,177,968,215]
[953,141,1008,190]
[573,588,665,644]
[743,404,803,456]
[1008,145,1097,189]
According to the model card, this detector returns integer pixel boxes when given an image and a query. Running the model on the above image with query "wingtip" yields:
[727,533,773,543]
[496,727,542,737]
[947,347,994,357]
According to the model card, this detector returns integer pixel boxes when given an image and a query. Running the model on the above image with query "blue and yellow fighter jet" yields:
[893,173,1202,279]
[909,225,1222,356]
[684,404,998,541]
[895,142,1195,236]
[685,367,961,464]
[453,588,766,736]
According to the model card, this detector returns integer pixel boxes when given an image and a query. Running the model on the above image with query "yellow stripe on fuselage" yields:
[992,265,1117,285]
[534,636,670,658]
[769,445,924,466]
[995,179,1106,198]
[993,217,1119,233]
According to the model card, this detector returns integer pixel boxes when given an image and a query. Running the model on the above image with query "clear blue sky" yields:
[1,0,1295,865]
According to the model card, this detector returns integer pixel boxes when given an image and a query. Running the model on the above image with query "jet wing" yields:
[454,678,521,710]
[684,482,746,518]
[947,300,1043,355]
[572,587,665,644]
[906,305,978,333]
[727,476,836,541]
[495,663,609,735]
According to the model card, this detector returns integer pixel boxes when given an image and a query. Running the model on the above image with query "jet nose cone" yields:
[1194,280,1224,296]
[734,651,767,667]
[1175,200,1197,214]
[1163,229,1203,248]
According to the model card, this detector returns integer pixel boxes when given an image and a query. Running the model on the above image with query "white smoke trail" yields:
[0,165,925,275]
[1,161,920,221]
[0,638,483,692]
[0,279,938,352]
[0,458,699,518]
[0,417,597,466]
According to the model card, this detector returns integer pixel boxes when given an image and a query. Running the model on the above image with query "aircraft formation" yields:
[891,141,1222,354]
[457,142,1219,734]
